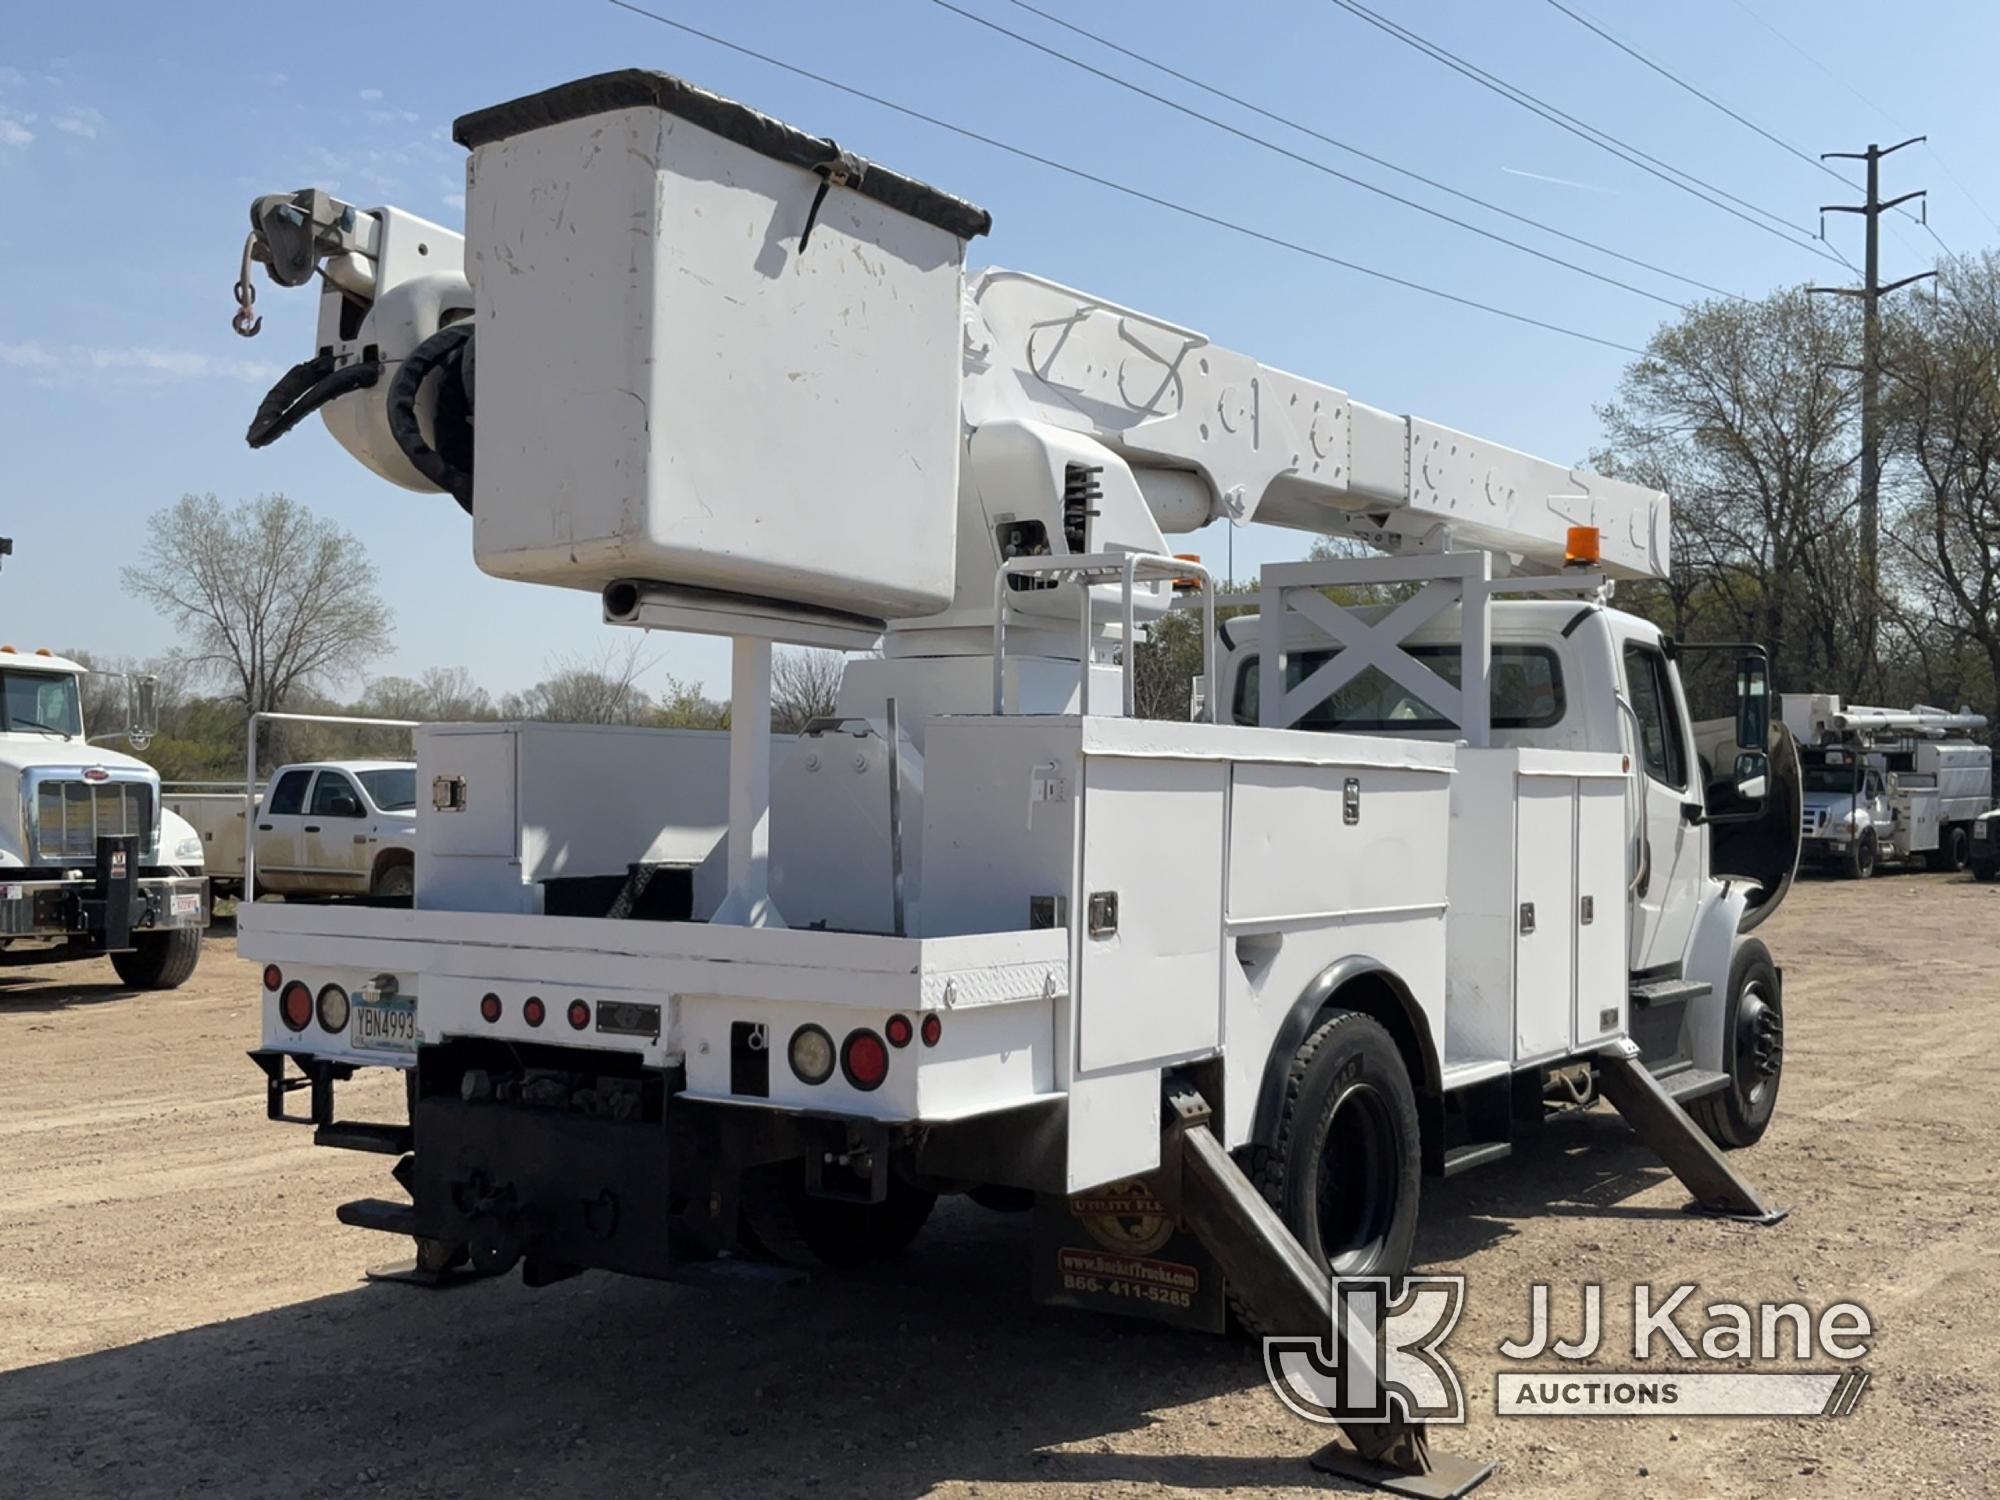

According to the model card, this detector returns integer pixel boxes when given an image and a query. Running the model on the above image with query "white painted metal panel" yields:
[1513,777,1574,1061]
[1443,751,1518,1069]
[421,728,516,858]
[1066,1065,1161,1192]
[919,718,1081,938]
[465,100,965,619]
[1078,755,1225,1073]
[1572,778,1628,1048]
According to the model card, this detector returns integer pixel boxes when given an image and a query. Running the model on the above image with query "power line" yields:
[601,0,1649,355]
[927,0,1683,309]
[1324,0,1848,267]
[997,0,1740,301]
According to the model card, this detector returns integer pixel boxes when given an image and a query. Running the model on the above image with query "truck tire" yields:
[1929,825,1971,873]
[1688,939,1783,1150]
[372,859,415,899]
[1242,1009,1421,1283]
[738,1167,936,1269]
[1844,829,1877,880]
[109,927,203,990]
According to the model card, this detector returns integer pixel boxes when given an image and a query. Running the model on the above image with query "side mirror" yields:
[1735,654,1769,751]
[1733,750,1770,806]
[129,675,158,751]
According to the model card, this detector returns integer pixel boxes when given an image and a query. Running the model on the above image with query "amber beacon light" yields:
[1563,525,1602,568]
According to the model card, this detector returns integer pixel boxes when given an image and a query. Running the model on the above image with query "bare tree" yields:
[122,494,391,714]
[769,648,843,732]
[502,639,656,724]
[362,665,494,723]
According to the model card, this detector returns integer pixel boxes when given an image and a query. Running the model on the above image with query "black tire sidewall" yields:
[1715,939,1782,1144]
[1278,1014,1421,1278]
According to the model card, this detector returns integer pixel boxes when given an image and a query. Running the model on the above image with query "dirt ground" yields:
[3,873,1998,1499]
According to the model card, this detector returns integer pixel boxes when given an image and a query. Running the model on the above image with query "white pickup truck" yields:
[170,761,418,901]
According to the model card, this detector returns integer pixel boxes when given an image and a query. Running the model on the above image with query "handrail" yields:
[991,551,1216,722]
[243,710,420,899]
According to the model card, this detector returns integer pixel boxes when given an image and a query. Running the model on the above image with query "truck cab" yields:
[0,647,208,987]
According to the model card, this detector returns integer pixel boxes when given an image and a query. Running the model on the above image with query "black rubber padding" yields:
[246,354,380,450]
[452,69,992,241]
[384,322,476,514]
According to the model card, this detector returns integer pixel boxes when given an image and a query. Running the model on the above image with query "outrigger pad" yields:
[1311,1440,1497,1499]
[362,1258,484,1290]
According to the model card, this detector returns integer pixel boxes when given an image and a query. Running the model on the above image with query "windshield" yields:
[1803,764,1862,795]
[0,669,82,737]
[356,767,416,811]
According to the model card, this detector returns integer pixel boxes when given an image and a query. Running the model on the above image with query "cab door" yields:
[254,768,314,893]
[304,770,371,891]
[1619,637,1704,972]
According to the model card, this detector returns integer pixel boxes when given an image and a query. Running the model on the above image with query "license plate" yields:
[353,996,417,1053]
[171,891,202,918]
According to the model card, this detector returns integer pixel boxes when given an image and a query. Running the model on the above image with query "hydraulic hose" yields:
[385,321,476,513]
[245,353,381,450]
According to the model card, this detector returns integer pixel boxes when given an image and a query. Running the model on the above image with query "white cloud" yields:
[443,191,465,212]
[359,87,383,102]
[51,106,103,139]
[0,117,31,148]
[0,341,279,384]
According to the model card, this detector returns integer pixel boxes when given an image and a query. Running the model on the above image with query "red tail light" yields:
[262,964,283,992]
[885,1013,914,1048]
[920,1013,942,1047]
[278,981,313,1032]
[479,993,503,1024]
[567,999,591,1031]
[841,1029,889,1091]
[523,996,546,1028]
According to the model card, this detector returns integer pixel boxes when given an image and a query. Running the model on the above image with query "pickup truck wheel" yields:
[1245,1009,1420,1286]
[1688,939,1783,1150]
[1844,830,1877,880]
[372,861,414,899]
[109,927,203,990]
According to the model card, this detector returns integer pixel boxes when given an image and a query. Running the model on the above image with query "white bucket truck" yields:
[1784,695,1992,877]
[233,71,1799,1492]
[0,644,207,986]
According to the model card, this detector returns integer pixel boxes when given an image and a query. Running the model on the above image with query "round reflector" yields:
[789,1024,835,1084]
[316,984,350,1033]
[567,999,591,1031]
[262,964,283,992]
[885,1013,914,1048]
[841,1029,889,1091]
[920,1013,942,1047]
[278,981,313,1032]
[523,996,546,1028]
[479,992,502,1024]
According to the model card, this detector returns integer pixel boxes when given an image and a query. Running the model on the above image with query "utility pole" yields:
[1809,136,1935,678]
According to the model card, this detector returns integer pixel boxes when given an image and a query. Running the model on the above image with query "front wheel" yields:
[1689,939,1783,1149]
[371,861,415,900]
[109,927,202,990]
[1244,1009,1421,1281]
[1844,830,1878,880]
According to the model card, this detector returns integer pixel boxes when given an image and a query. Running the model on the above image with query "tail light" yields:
[262,964,283,992]
[316,984,350,1033]
[523,996,546,1028]
[920,1013,942,1047]
[567,999,591,1031]
[884,1013,914,1048]
[789,1024,835,1084]
[278,981,313,1032]
[479,993,503,1024]
[841,1029,889,1091]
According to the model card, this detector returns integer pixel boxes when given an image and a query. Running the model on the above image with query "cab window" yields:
[1231,645,1565,732]
[310,772,364,817]
[1622,644,1688,791]
[266,769,312,816]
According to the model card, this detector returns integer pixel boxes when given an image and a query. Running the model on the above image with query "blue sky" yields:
[3,0,1992,701]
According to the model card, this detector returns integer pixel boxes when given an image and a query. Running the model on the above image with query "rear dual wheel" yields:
[738,1167,936,1269]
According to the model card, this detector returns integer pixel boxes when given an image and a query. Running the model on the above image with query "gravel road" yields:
[3,874,1996,1498]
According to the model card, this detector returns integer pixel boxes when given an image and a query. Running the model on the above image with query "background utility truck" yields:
[1784,695,1992,877]
[166,760,419,904]
[0,645,208,987]
[231,70,1800,1493]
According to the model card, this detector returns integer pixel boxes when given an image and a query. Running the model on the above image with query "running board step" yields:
[1441,1141,1513,1178]
[316,1122,413,1156]
[1163,1088,1495,1499]
[1630,977,1712,1009]
[1593,1052,1785,1224]
[337,1197,418,1236]
[1658,1067,1729,1104]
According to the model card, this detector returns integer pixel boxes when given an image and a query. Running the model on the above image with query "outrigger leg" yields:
[1594,1044,1787,1225]
[1162,1090,1495,1500]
